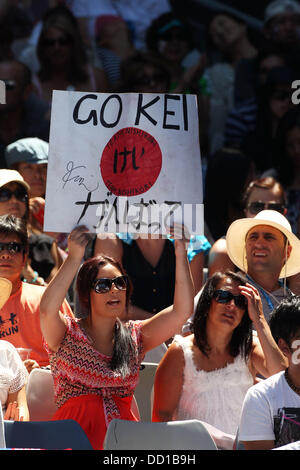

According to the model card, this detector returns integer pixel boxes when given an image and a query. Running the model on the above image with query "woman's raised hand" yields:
[67,225,91,260]
[168,223,190,253]
[239,283,264,323]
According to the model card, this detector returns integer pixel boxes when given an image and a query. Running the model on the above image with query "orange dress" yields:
[46,316,144,449]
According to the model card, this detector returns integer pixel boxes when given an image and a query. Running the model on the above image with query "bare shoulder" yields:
[159,339,183,367]
[162,334,194,364]
[208,237,234,275]
[210,237,227,254]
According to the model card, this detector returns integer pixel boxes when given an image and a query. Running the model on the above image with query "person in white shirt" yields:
[238,295,300,449]
[0,340,29,421]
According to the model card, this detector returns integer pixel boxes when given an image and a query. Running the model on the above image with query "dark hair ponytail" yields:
[110,318,135,377]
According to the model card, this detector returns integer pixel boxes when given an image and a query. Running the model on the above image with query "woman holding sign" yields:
[40,225,194,450]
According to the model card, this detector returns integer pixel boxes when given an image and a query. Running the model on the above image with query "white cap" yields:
[264,0,300,24]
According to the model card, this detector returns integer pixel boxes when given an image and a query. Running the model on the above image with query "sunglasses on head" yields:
[92,275,128,294]
[213,289,246,309]
[44,37,72,48]
[246,201,285,215]
[0,241,24,254]
[0,187,28,203]
[0,79,17,91]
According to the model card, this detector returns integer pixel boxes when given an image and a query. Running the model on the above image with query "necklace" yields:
[284,368,300,396]
[245,274,281,311]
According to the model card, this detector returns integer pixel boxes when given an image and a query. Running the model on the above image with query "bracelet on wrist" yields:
[23,271,39,284]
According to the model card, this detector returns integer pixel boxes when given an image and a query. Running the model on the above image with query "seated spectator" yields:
[226,210,300,322]
[5,136,68,254]
[0,59,50,168]
[94,15,135,89]
[116,51,171,94]
[238,296,300,449]
[145,12,209,152]
[0,275,28,421]
[204,10,257,154]
[39,225,194,449]
[208,176,287,276]
[0,168,62,284]
[5,137,48,200]
[225,66,294,163]
[0,339,29,421]
[146,12,206,94]
[204,147,255,242]
[241,66,294,173]
[34,5,108,105]
[152,271,287,437]
[209,175,300,296]
[234,0,300,105]
[263,0,300,69]
[0,214,73,372]
[234,42,287,108]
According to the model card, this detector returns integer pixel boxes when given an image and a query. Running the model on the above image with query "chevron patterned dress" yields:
[45,315,145,449]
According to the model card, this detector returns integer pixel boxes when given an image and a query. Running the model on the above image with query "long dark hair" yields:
[76,255,135,377]
[192,271,253,360]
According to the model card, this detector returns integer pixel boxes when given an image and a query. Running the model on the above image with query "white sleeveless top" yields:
[173,335,254,436]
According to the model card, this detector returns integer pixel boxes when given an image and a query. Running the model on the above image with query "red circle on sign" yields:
[100,127,162,197]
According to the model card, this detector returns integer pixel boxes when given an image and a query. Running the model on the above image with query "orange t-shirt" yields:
[0,282,73,367]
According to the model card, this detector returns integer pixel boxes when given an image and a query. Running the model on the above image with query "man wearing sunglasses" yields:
[0,214,73,372]
[226,210,300,322]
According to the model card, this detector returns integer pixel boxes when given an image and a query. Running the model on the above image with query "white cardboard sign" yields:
[44,90,204,235]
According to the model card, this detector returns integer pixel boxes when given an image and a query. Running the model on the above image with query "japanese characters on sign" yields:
[44,91,203,235]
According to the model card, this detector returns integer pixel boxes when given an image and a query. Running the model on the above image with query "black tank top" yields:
[122,239,176,315]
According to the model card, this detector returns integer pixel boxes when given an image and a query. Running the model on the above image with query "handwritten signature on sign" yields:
[62,161,99,192]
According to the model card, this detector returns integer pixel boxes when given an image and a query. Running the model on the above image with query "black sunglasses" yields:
[0,242,24,254]
[213,289,246,309]
[246,201,285,215]
[44,37,72,48]
[0,79,17,91]
[92,275,128,294]
[0,188,28,203]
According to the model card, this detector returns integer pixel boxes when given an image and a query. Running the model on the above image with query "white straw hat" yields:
[226,210,300,278]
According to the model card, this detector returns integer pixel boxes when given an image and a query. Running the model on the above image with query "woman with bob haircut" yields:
[152,270,287,441]
[40,225,194,450]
